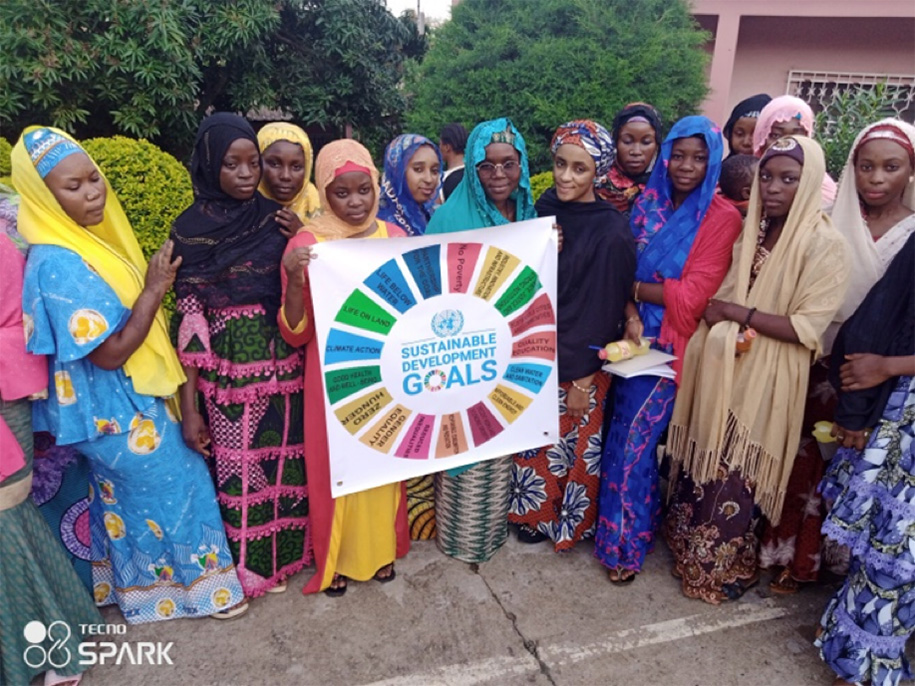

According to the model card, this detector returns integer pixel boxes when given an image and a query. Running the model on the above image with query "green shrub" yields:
[82,136,192,316]
[529,171,553,202]
[0,137,11,177]
[815,82,902,180]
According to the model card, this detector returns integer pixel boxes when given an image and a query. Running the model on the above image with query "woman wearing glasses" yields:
[426,117,537,563]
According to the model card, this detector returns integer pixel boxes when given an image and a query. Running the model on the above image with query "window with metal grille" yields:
[787,70,915,119]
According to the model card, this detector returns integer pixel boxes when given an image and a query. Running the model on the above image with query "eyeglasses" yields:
[476,160,520,177]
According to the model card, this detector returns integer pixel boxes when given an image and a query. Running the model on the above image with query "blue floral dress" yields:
[23,246,245,623]
[816,376,915,686]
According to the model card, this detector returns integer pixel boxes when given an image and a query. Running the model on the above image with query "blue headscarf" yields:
[378,134,443,236]
[426,117,536,234]
[631,115,724,335]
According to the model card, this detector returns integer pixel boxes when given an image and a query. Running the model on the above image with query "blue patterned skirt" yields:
[594,374,676,572]
[816,376,915,686]
[74,398,245,623]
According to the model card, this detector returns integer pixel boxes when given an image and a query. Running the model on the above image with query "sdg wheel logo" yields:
[322,241,556,460]
[23,620,73,669]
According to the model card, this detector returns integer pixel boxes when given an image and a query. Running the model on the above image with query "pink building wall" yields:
[692,0,915,126]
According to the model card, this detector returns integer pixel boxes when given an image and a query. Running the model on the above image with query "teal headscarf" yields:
[426,117,536,234]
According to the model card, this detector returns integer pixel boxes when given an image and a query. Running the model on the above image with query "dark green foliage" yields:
[405,0,710,172]
[814,83,906,179]
[0,0,421,157]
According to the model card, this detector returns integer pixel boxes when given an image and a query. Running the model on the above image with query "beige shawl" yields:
[668,137,850,524]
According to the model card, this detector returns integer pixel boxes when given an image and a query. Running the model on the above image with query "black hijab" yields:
[831,232,915,430]
[723,94,772,152]
[610,102,663,185]
[171,113,286,318]
[536,188,636,381]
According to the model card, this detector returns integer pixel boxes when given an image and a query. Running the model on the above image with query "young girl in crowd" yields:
[597,103,662,216]
[509,120,635,550]
[172,113,309,603]
[816,233,914,686]
[376,132,444,539]
[15,127,245,623]
[257,122,321,234]
[666,136,849,604]
[595,116,742,584]
[426,117,537,563]
[761,119,915,594]
[0,187,102,686]
[723,93,771,157]
[280,139,410,596]
[378,133,443,236]
[753,95,838,208]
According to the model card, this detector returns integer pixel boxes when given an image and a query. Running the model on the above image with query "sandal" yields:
[769,568,801,595]
[324,574,347,597]
[517,524,547,544]
[607,567,637,585]
[722,573,760,601]
[373,563,396,583]
[266,580,288,594]
[210,599,249,620]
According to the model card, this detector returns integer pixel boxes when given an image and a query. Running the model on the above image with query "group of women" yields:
[1,91,913,686]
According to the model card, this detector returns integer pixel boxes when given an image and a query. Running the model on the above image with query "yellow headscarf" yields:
[11,126,185,398]
[257,122,321,221]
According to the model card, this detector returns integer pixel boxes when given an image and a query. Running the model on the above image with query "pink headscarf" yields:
[752,95,815,156]
[753,95,837,208]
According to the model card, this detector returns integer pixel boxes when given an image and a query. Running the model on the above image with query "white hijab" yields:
[823,118,915,354]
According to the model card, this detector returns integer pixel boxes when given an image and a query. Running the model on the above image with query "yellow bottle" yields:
[597,337,651,362]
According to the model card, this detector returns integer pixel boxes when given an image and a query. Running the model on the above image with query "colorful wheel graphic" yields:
[322,242,556,460]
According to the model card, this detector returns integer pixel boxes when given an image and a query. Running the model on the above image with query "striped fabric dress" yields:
[434,457,513,563]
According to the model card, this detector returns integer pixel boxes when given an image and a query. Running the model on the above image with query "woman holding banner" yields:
[426,117,537,563]
[508,120,635,551]
[279,139,411,596]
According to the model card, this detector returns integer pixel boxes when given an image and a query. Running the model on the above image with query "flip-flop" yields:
[769,568,800,595]
[608,568,637,585]
[373,564,396,583]
[210,599,249,620]
[324,575,348,597]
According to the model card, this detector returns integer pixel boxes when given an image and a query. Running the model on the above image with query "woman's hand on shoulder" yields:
[283,245,314,285]
[276,208,304,240]
[145,240,182,301]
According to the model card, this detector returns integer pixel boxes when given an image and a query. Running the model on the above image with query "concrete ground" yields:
[72,534,841,686]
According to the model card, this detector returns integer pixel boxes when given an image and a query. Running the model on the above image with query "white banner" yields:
[310,217,559,497]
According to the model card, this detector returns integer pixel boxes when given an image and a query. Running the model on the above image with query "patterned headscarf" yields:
[550,120,615,184]
[631,115,725,334]
[23,128,83,179]
[597,103,663,213]
[257,122,321,220]
[426,117,537,233]
[307,139,382,240]
[378,134,443,236]
[752,95,815,157]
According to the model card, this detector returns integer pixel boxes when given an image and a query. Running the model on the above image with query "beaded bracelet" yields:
[743,307,757,330]
[571,380,590,393]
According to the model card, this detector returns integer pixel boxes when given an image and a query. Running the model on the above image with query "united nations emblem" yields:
[431,309,464,338]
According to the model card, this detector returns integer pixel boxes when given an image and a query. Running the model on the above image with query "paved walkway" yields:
[73,535,839,685]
